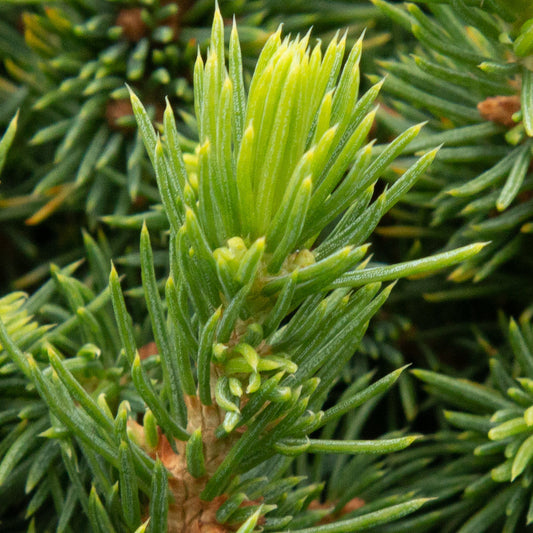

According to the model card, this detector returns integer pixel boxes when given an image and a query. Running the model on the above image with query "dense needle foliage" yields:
[0,1,532,532]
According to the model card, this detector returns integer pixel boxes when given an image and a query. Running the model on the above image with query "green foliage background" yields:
[0,0,532,532]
